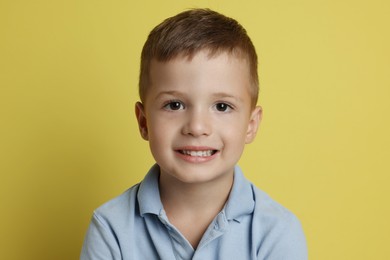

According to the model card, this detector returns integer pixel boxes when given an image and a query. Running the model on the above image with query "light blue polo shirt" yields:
[80,165,307,260]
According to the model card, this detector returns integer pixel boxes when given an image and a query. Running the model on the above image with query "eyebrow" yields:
[155,90,242,102]
[154,90,186,100]
[210,92,243,103]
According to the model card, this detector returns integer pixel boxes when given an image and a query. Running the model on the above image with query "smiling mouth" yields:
[178,150,218,157]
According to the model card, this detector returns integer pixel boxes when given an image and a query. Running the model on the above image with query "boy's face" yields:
[136,50,262,185]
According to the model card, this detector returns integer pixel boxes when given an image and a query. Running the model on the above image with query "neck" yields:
[159,171,234,217]
[158,170,234,249]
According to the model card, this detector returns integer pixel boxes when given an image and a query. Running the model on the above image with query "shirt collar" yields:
[137,164,164,216]
[224,165,255,222]
[137,164,255,220]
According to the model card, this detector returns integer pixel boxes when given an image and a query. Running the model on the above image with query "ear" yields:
[245,106,262,144]
[135,102,149,140]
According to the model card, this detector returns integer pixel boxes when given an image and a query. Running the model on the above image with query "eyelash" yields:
[214,102,234,112]
[163,100,185,111]
[162,100,234,112]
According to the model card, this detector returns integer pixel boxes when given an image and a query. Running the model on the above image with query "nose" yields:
[182,108,212,137]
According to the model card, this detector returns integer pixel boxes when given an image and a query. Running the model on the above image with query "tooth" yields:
[181,150,214,157]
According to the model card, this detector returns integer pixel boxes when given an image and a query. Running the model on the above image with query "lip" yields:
[174,146,219,163]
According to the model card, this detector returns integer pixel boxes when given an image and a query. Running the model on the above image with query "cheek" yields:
[223,119,249,138]
[147,117,177,145]
[148,130,168,163]
[148,118,176,138]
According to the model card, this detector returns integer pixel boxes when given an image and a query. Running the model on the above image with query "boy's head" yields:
[135,9,262,185]
[139,8,259,108]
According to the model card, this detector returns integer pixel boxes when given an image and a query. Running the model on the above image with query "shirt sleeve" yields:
[260,214,308,260]
[80,212,122,260]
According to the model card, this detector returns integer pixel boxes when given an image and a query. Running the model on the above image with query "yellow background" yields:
[1,0,389,259]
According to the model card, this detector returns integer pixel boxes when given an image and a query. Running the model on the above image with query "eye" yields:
[163,101,184,111]
[215,102,232,112]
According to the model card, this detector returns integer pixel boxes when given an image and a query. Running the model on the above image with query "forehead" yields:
[149,50,251,85]
[146,50,252,103]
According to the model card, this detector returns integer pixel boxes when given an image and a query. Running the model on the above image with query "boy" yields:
[81,8,307,260]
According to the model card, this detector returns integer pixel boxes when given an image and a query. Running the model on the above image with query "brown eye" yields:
[215,102,231,112]
[164,101,184,110]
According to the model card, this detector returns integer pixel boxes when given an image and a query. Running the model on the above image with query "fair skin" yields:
[135,50,262,249]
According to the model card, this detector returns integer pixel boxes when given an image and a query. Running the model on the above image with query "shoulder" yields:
[81,184,142,260]
[93,184,140,226]
[252,185,296,224]
[92,164,162,226]
[251,185,308,259]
